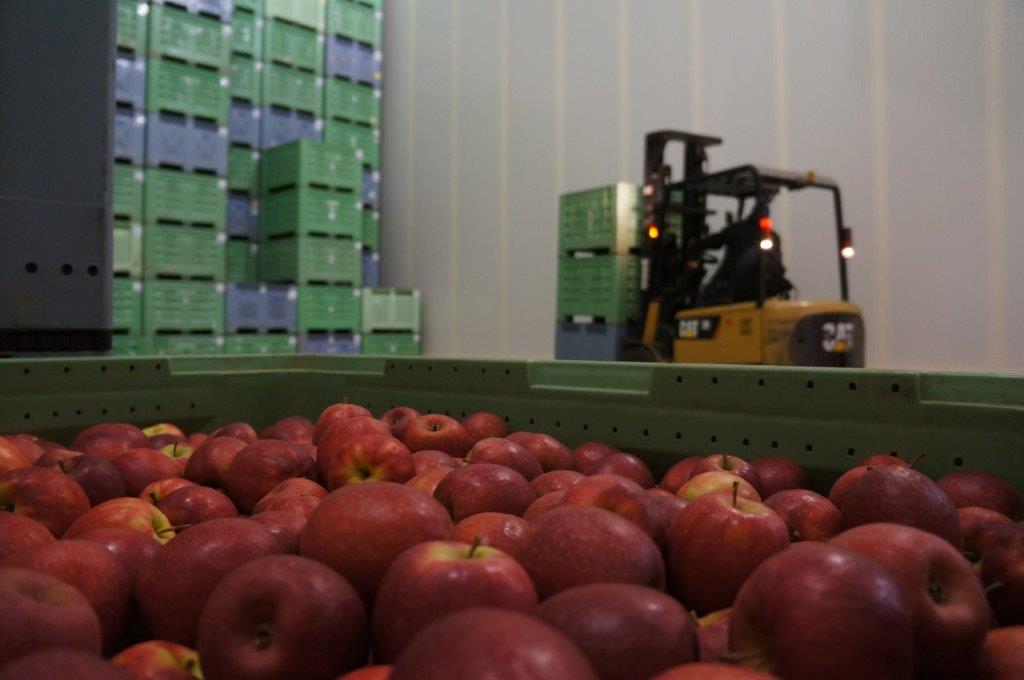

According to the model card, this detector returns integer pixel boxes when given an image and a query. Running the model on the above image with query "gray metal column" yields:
[0,0,115,352]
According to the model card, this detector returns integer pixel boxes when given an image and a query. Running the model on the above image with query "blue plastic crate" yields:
[326,36,356,80]
[229,100,261,148]
[361,168,379,208]
[297,332,361,354]
[554,322,632,362]
[146,112,228,175]
[227,192,259,239]
[191,118,229,175]
[264,284,297,331]
[259,106,322,150]
[114,106,146,164]
[353,43,378,84]
[115,49,146,107]
[361,251,379,287]
[225,283,264,332]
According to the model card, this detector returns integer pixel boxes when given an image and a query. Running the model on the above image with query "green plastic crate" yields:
[228,147,261,193]
[264,0,325,31]
[361,288,420,333]
[261,62,324,114]
[150,334,225,355]
[144,169,227,228]
[264,18,324,72]
[325,79,379,125]
[557,254,640,324]
[261,186,361,238]
[260,234,361,284]
[229,54,262,104]
[113,164,145,221]
[361,333,421,356]
[327,0,380,45]
[147,58,230,123]
[148,4,230,69]
[261,139,360,192]
[361,209,379,250]
[109,333,147,355]
[559,183,638,255]
[324,120,379,167]
[113,278,143,333]
[297,285,361,332]
[117,0,148,52]
[234,0,263,12]
[226,238,259,283]
[224,334,297,354]
[143,280,226,334]
[143,224,226,280]
[113,221,143,277]
[231,7,263,57]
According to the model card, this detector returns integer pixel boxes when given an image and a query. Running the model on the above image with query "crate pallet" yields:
[147,58,230,124]
[362,168,379,208]
[324,78,380,126]
[113,220,143,278]
[297,331,360,354]
[229,100,262,148]
[233,0,262,12]
[264,17,325,73]
[226,237,259,283]
[232,8,264,58]
[555,322,630,362]
[143,224,227,280]
[146,112,228,176]
[148,2,231,69]
[224,333,297,355]
[113,278,143,333]
[114,106,146,165]
[260,233,362,284]
[226,283,297,333]
[264,0,326,32]
[559,182,639,256]
[228,193,260,239]
[113,164,145,222]
[143,280,226,334]
[261,139,360,193]
[115,50,146,108]
[149,333,226,355]
[327,0,381,46]
[228,147,260,193]
[324,119,379,168]
[262,62,324,115]
[361,332,421,356]
[361,288,420,333]
[230,54,263,104]
[144,168,228,228]
[361,209,379,250]
[261,186,361,238]
[557,254,640,324]
[260,106,323,149]
[361,251,379,287]
[117,0,149,53]
[297,285,361,333]
[325,36,377,84]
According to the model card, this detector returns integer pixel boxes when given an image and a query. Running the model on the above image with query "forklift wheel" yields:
[622,343,665,363]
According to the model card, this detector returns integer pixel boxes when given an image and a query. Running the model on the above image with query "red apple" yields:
[828,465,872,509]
[831,522,990,677]
[406,467,454,497]
[48,454,125,506]
[402,415,474,458]
[505,433,574,472]
[65,497,175,543]
[980,528,1024,625]
[696,608,731,663]
[223,440,314,513]
[751,457,807,497]
[71,423,149,460]
[158,485,237,526]
[256,477,327,502]
[149,432,186,451]
[143,423,186,440]
[434,463,534,520]
[690,454,764,496]
[0,648,131,680]
[382,407,421,439]
[411,450,456,474]
[466,437,543,480]
[389,608,598,680]
[0,467,90,537]
[0,512,54,562]
[372,540,538,661]
[538,583,696,680]
[251,509,308,554]
[452,512,530,557]
[645,490,688,550]
[74,527,159,581]
[461,412,508,443]
[573,441,618,472]
[959,506,1014,562]
[197,554,369,680]
[978,625,1024,680]
[4,540,131,653]
[937,470,1022,520]
[112,448,181,496]
[584,453,655,488]
[524,489,567,521]
[315,403,373,443]
[112,640,201,680]
[678,471,760,503]
[338,667,392,680]
[317,417,393,476]
[182,436,247,488]
[300,482,453,603]
[841,466,963,547]
[187,432,208,449]
[322,434,414,490]
[210,422,257,443]
[764,489,841,542]
[562,473,654,534]
[858,453,909,468]
[4,434,44,464]
[649,663,779,679]
[668,491,789,614]
[139,477,196,505]
[531,469,585,497]
[260,415,315,443]
[729,542,913,679]
[659,456,703,494]
[519,505,664,599]
[135,517,279,646]
[0,435,31,474]
[253,493,320,519]
[33,447,79,468]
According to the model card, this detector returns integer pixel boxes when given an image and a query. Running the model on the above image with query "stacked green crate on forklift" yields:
[557,254,640,324]
[559,183,639,255]
[360,288,421,356]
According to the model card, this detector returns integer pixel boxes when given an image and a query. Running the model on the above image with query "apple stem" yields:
[468,536,482,558]
[156,523,192,536]
[149,492,159,505]
[58,458,73,474]
[731,481,739,508]
[908,454,925,469]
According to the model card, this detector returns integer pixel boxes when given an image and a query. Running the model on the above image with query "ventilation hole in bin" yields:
[24,262,37,273]
[847,447,856,456]
[675,431,681,440]
[711,376,719,385]
[642,429,649,437]
[101,408,108,415]
[61,264,73,275]
[155,364,161,371]
[757,378,765,386]
[529,418,535,425]
[51,411,58,418]
[806,380,814,389]
[22,368,29,375]
[891,384,901,393]
[612,426,618,434]
[676,375,682,384]
[76,409,82,416]
[155,404,162,412]
[87,265,98,276]
[460,411,466,418]
[100,365,107,372]
[742,438,750,446]
[129,364,136,372]
[427,366,432,372]
[954,457,963,467]
[129,406,136,413]
[805,444,813,452]
[503,415,510,422]
[63,366,70,373]
[710,435,718,443]
[453,367,459,373]
[848,382,857,391]
[555,421,561,428]
[480,368,486,374]
[771,440,779,449]
[23,413,30,420]
[189,403,196,410]
[504,369,510,376]
[582,423,589,431]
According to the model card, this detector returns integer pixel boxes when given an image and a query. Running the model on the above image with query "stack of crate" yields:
[555,183,641,361]
[360,288,421,355]
[259,139,364,354]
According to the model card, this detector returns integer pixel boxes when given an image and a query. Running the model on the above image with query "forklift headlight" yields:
[841,245,855,259]
[760,238,774,251]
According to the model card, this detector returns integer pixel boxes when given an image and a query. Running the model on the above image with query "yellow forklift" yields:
[626,131,865,366]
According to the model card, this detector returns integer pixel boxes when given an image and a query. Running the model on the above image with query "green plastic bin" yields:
[143,280,226,334]
[361,332,421,357]
[230,54,262,104]
[234,0,263,12]
[223,334,298,355]
[263,18,324,73]
[557,254,640,324]
[325,79,379,126]
[148,4,230,69]
[361,209,379,250]
[324,120,379,167]
[559,183,639,255]
[144,169,227,229]
[361,288,420,333]
[228,147,261,194]
[113,221,143,278]
[112,278,143,333]
[260,186,361,238]
[113,164,144,221]
[261,62,324,115]
[231,7,263,58]
[327,0,380,45]
[109,333,148,356]
[297,285,361,332]
[260,139,360,192]
[260,234,362,284]
[117,0,148,52]
[264,0,325,32]
[147,58,229,122]
[226,238,259,283]
[143,225,226,280]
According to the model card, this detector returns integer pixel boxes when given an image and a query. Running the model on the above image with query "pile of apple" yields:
[0,403,1021,680]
